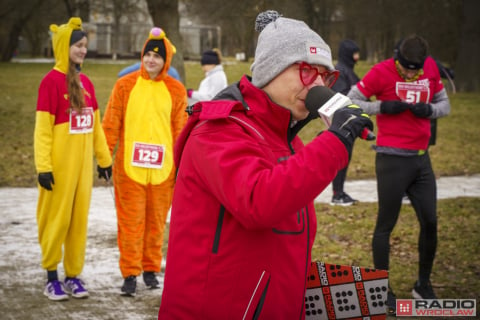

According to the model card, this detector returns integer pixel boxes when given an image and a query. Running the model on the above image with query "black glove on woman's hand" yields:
[410,102,433,118]
[97,165,112,181]
[380,100,410,114]
[38,172,54,191]
[328,105,374,150]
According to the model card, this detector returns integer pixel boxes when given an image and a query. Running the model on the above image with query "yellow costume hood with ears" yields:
[50,17,84,74]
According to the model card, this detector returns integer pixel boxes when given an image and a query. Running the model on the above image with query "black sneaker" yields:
[330,192,358,206]
[386,287,397,316]
[121,276,137,297]
[412,281,437,299]
[143,271,160,289]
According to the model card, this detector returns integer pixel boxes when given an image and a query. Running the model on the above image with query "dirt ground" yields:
[2,176,479,319]
[0,187,163,320]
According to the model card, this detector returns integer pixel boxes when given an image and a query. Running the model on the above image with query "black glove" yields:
[97,165,112,181]
[38,172,54,191]
[380,100,410,114]
[328,105,374,150]
[410,102,433,118]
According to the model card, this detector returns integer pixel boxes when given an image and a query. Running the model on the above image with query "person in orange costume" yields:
[102,27,188,296]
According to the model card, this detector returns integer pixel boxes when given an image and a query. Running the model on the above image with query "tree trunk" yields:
[454,0,480,92]
[0,0,46,61]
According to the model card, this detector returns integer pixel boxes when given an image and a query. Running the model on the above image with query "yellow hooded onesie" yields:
[34,17,112,277]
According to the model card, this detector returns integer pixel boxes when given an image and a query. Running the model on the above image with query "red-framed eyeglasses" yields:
[297,62,339,88]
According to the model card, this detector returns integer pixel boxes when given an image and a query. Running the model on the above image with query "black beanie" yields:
[70,30,87,45]
[144,39,166,60]
[201,50,220,65]
[397,35,428,70]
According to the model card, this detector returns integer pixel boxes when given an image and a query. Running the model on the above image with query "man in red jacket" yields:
[158,10,373,319]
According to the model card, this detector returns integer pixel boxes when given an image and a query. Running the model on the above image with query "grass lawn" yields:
[1,60,478,187]
[311,199,480,303]
[1,59,479,307]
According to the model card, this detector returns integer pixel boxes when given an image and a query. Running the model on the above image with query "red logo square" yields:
[396,299,413,316]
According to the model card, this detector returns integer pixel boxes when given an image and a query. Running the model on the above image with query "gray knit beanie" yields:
[251,10,334,88]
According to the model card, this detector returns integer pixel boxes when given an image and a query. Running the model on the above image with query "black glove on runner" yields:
[380,100,410,114]
[97,165,112,181]
[38,172,54,191]
[328,105,374,150]
[410,102,433,118]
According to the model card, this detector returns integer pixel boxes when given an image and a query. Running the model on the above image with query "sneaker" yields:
[330,192,358,206]
[143,271,160,289]
[121,275,137,297]
[64,277,89,298]
[386,287,397,316]
[44,280,69,301]
[412,281,437,299]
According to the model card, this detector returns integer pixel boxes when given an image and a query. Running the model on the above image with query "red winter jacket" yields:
[158,76,348,319]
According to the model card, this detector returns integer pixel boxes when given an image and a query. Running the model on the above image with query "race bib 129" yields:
[131,142,165,168]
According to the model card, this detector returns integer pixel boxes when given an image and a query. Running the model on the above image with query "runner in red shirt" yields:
[348,34,451,315]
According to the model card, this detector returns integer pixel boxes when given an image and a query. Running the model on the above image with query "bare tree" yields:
[3,0,476,92]
[90,0,141,59]
[454,0,480,92]
[62,0,76,17]
[22,1,75,58]
[0,0,88,61]
[181,0,309,62]
[0,0,47,61]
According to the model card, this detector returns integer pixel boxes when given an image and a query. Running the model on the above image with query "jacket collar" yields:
[215,75,313,142]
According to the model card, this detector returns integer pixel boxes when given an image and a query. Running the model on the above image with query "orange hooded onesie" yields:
[102,28,188,277]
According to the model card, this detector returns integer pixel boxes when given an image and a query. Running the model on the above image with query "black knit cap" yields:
[201,50,220,65]
[70,30,87,45]
[144,39,166,60]
[396,35,428,70]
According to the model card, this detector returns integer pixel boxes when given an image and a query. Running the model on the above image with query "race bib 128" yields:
[69,107,94,134]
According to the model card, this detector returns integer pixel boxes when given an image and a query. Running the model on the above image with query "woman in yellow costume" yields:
[102,27,188,296]
[34,17,112,301]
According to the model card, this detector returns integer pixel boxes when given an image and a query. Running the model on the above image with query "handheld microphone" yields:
[305,86,376,140]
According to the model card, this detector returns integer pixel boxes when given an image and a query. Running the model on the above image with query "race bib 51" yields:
[396,82,430,103]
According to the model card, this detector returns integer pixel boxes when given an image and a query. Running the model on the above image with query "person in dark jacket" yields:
[332,40,360,96]
[158,10,373,319]
[330,39,361,205]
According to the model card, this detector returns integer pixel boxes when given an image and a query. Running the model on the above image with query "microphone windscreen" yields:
[305,86,336,115]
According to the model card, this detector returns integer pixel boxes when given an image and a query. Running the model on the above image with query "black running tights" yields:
[372,152,437,282]
[332,142,353,194]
